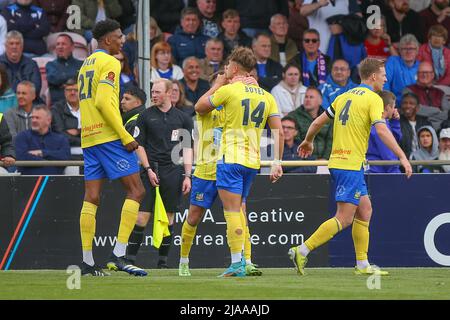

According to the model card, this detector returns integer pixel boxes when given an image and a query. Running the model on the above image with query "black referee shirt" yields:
[135,106,194,166]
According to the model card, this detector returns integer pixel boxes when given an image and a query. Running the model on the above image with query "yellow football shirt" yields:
[193,108,224,180]
[326,84,385,171]
[209,82,279,169]
[78,50,133,148]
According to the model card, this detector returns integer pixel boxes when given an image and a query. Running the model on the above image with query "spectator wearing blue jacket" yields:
[168,7,210,66]
[46,34,83,105]
[318,59,357,110]
[1,0,50,56]
[0,31,41,94]
[15,104,70,175]
[366,91,402,174]
[384,34,420,105]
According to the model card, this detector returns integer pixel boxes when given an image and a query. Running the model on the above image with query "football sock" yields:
[126,225,145,262]
[304,217,342,251]
[117,199,139,244]
[244,225,252,263]
[224,210,244,262]
[180,221,197,260]
[159,225,174,261]
[80,201,97,265]
[352,218,370,265]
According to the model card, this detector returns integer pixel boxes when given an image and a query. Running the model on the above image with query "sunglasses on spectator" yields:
[303,38,319,43]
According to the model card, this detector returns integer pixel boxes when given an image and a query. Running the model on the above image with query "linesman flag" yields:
[153,186,170,248]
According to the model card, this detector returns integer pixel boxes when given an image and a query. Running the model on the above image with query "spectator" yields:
[399,92,432,158]
[281,116,316,173]
[289,29,331,87]
[271,64,307,116]
[326,14,367,73]
[217,9,252,58]
[150,16,164,50]
[150,0,185,34]
[167,7,210,65]
[409,125,444,173]
[180,56,210,104]
[199,38,224,81]
[366,91,402,173]
[0,64,17,114]
[230,0,289,38]
[438,127,450,172]
[384,0,424,45]
[120,86,146,135]
[0,111,15,173]
[46,34,83,105]
[197,0,220,38]
[171,79,195,117]
[15,104,70,175]
[417,24,450,86]
[4,80,36,139]
[364,15,397,61]
[113,49,137,97]
[32,0,70,33]
[150,41,184,82]
[287,0,309,50]
[319,59,357,110]
[404,61,450,130]
[2,0,50,56]
[70,0,122,42]
[384,34,420,105]
[410,0,432,12]
[287,86,332,159]
[269,14,298,67]
[252,33,283,91]
[123,31,138,73]
[50,78,81,174]
[117,0,137,35]
[0,31,41,94]
[420,0,450,46]
[0,14,6,56]
[300,0,359,53]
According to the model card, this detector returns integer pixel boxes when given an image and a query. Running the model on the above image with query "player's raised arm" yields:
[298,111,331,158]
[195,73,228,115]
[374,122,412,178]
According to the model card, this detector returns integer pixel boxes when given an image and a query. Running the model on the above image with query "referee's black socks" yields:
[158,225,174,268]
[126,225,145,264]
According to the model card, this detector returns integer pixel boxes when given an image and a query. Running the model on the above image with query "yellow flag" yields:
[153,186,170,249]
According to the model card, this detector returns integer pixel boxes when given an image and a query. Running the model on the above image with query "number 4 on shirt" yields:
[339,100,352,126]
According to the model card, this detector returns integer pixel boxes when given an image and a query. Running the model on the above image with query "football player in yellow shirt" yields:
[78,19,146,276]
[291,58,412,276]
[195,47,284,277]
[179,73,262,277]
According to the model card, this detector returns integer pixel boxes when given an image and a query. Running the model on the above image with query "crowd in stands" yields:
[0,0,449,175]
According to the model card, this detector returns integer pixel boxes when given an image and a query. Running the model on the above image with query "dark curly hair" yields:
[93,19,121,42]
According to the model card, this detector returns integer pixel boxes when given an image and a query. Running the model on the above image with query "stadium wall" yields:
[0,174,449,270]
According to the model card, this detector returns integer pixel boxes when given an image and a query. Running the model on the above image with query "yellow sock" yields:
[244,226,251,262]
[117,199,140,244]
[80,201,98,251]
[224,211,244,254]
[304,217,342,251]
[180,221,197,259]
[352,218,370,261]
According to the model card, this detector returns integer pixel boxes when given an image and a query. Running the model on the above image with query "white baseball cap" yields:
[440,128,450,139]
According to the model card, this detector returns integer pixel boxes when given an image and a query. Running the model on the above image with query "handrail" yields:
[2,160,450,167]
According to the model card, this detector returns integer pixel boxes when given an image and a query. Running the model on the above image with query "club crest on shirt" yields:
[195,192,204,201]
[106,72,115,82]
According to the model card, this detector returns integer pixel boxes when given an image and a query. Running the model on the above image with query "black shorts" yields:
[139,163,184,213]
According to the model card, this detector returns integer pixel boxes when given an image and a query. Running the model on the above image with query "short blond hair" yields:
[153,78,173,92]
[359,58,385,80]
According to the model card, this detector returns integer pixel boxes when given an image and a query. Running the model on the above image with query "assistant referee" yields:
[127,78,194,268]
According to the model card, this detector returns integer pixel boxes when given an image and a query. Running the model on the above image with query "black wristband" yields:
[144,166,152,172]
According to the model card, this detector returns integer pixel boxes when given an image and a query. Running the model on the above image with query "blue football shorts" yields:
[216,162,257,199]
[83,140,139,181]
[330,167,368,206]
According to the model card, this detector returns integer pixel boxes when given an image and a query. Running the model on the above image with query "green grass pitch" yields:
[1,268,449,300]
